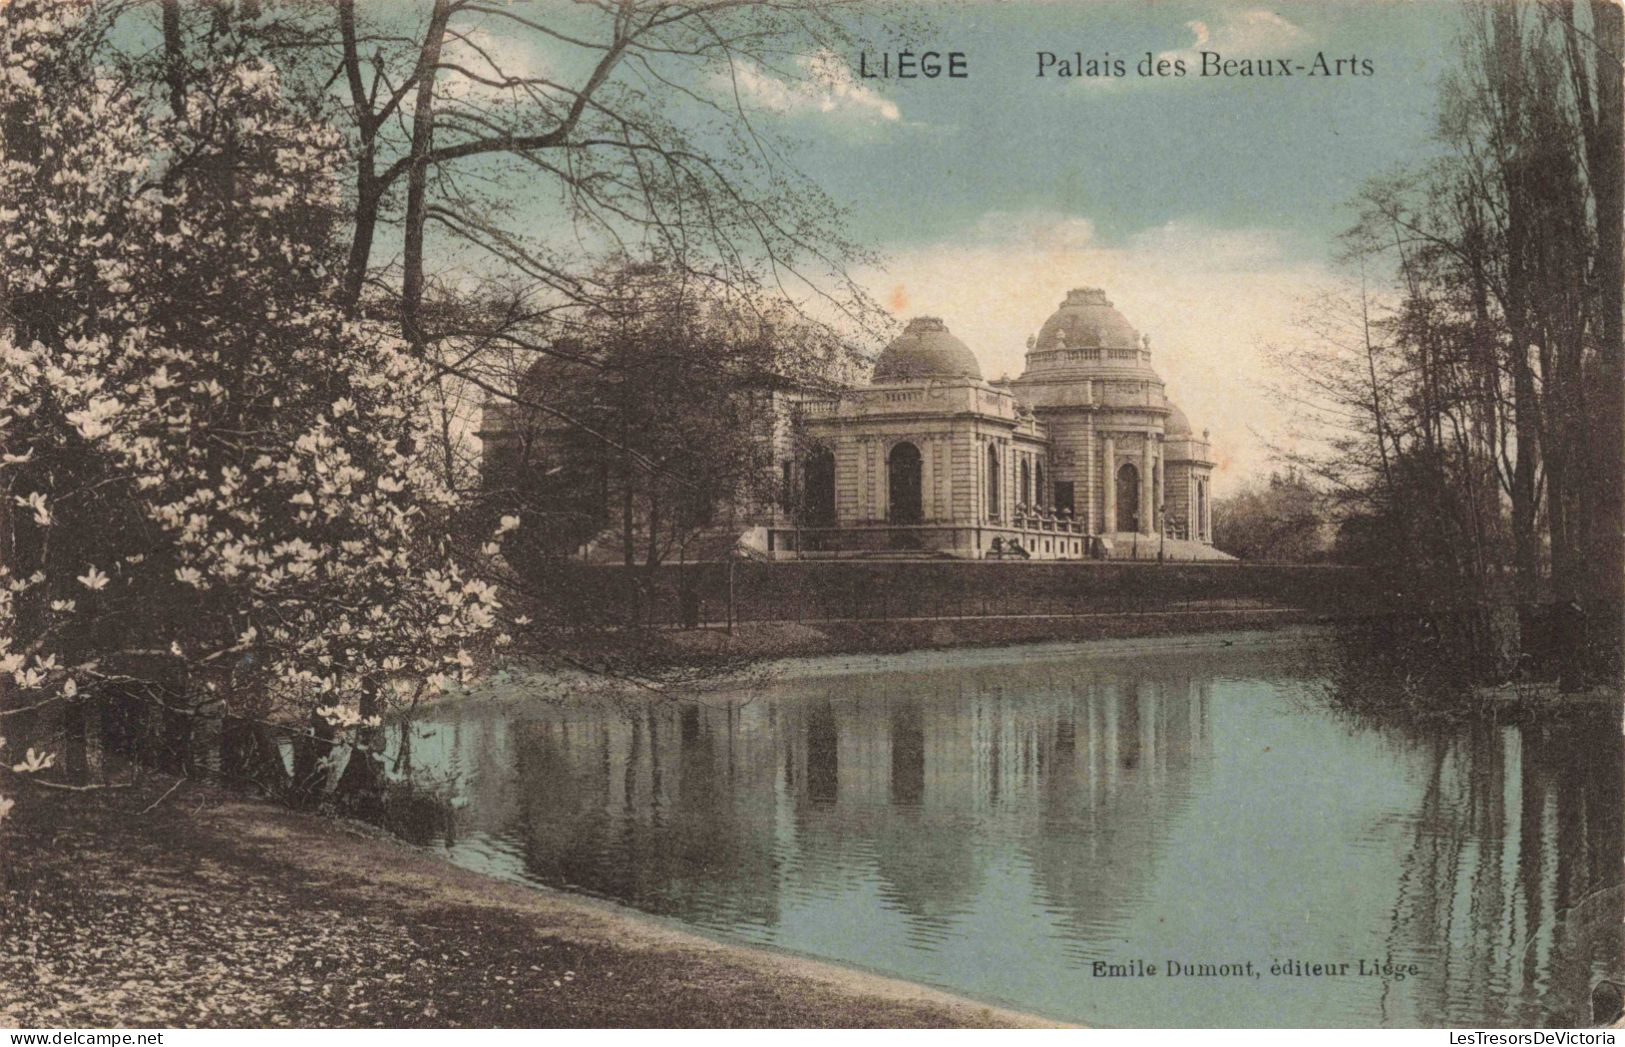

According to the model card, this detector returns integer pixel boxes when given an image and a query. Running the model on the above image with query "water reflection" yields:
[402,639,1620,1027]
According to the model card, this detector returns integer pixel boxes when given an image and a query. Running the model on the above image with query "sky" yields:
[698,0,1470,492]
[117,0,1472,494]
[319,0,1474,492]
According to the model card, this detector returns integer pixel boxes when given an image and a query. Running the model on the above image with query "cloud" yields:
[857,210,1336,493]
[972,210,1096,252]
[723,51,901,126]
[1158,9,1311,67]
[439,27,550,102]
[1071,9,1312,93]
[1126,220,1285,268]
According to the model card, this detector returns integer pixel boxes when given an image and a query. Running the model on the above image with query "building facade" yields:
[776,288,1223,560]
[480,286,1226,561]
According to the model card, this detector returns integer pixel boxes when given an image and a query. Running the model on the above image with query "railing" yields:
[1011,509,1087,535]
[763,522,1098,561]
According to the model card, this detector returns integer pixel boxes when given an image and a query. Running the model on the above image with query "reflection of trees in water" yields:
[1384,718,1622,1025]
[1308,620,1479,718]
[402,647,1616,1027]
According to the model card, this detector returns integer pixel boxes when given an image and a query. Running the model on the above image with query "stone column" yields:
[1155,446,1165,535]
[1081,427,1094,531]
[856,438,869,521]
[1141,439,1155,536]
[1203,478,1212,543]
[1000,441,1009,524]
[1102,434,1116,533]
[921,437,934,521]
[975,438,988,523]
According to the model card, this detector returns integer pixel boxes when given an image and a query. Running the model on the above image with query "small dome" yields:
[1033,287,1141,352]
[873,317,983,383]
[1165,402,1193,437]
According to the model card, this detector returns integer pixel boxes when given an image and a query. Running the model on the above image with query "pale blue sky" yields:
[737,1,1467,486]
[779,1,1461,259]
[112,0,1472,486]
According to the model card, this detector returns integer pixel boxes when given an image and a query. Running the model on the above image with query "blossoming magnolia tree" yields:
[0,2,511,824]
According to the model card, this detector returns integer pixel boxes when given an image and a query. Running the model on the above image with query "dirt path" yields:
[0,779,1061,1028]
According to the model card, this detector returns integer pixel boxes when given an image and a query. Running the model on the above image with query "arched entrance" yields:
[803,446,836,527]
[888,441,923,524]
[1116,462,1140,533]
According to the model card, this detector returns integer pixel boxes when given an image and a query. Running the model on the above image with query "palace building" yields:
[774,288,1224,560]
[481,286,1227,561]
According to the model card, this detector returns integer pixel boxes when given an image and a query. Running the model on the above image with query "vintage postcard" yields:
[0,0,1620,1034]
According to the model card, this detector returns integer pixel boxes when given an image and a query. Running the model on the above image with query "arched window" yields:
[986,443,1001,521]
[1035,462,1046,508]
[802,446,836,527]
[888,441,922,524]
[1116,462,1140,533]
[1020,458,1032,508]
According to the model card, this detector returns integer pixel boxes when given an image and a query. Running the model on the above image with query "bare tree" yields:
[1275,0,1623,681]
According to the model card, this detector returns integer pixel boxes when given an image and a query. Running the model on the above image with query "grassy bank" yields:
[651,605,1314,661]
[528,559,1383,628]
[0,778,1059,1029]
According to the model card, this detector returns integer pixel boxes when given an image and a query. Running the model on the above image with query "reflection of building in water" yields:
[396,654,1619,1026]
[1024,673,1211,952]
[778,662,1213,940]
[504,704,787,928]
[411,660,1214,941]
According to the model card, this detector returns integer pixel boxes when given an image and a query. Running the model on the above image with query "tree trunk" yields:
[1583,0,1624,617]
[337,0,381,312]
[1511,343,1542,602]
[161,0,186,119]
[400,0,451,349]
[291,713,336,807]
[343,176,381,312]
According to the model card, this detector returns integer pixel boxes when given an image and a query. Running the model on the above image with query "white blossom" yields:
[11,748,56,774]
[0,2,499,818]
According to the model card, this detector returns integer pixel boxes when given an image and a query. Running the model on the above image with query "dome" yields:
[1033,287,1141,352]
[873,317,983,383]
[1165,402,1192,437]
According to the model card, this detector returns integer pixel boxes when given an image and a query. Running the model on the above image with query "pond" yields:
[397,633,1622,1028]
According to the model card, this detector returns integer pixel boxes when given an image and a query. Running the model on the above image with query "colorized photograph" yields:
[0,0,1620,1031]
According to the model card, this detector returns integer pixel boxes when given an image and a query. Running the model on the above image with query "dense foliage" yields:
[1211,472,1329,563]
[0,2,510,826]
[1274,0,1622,680]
